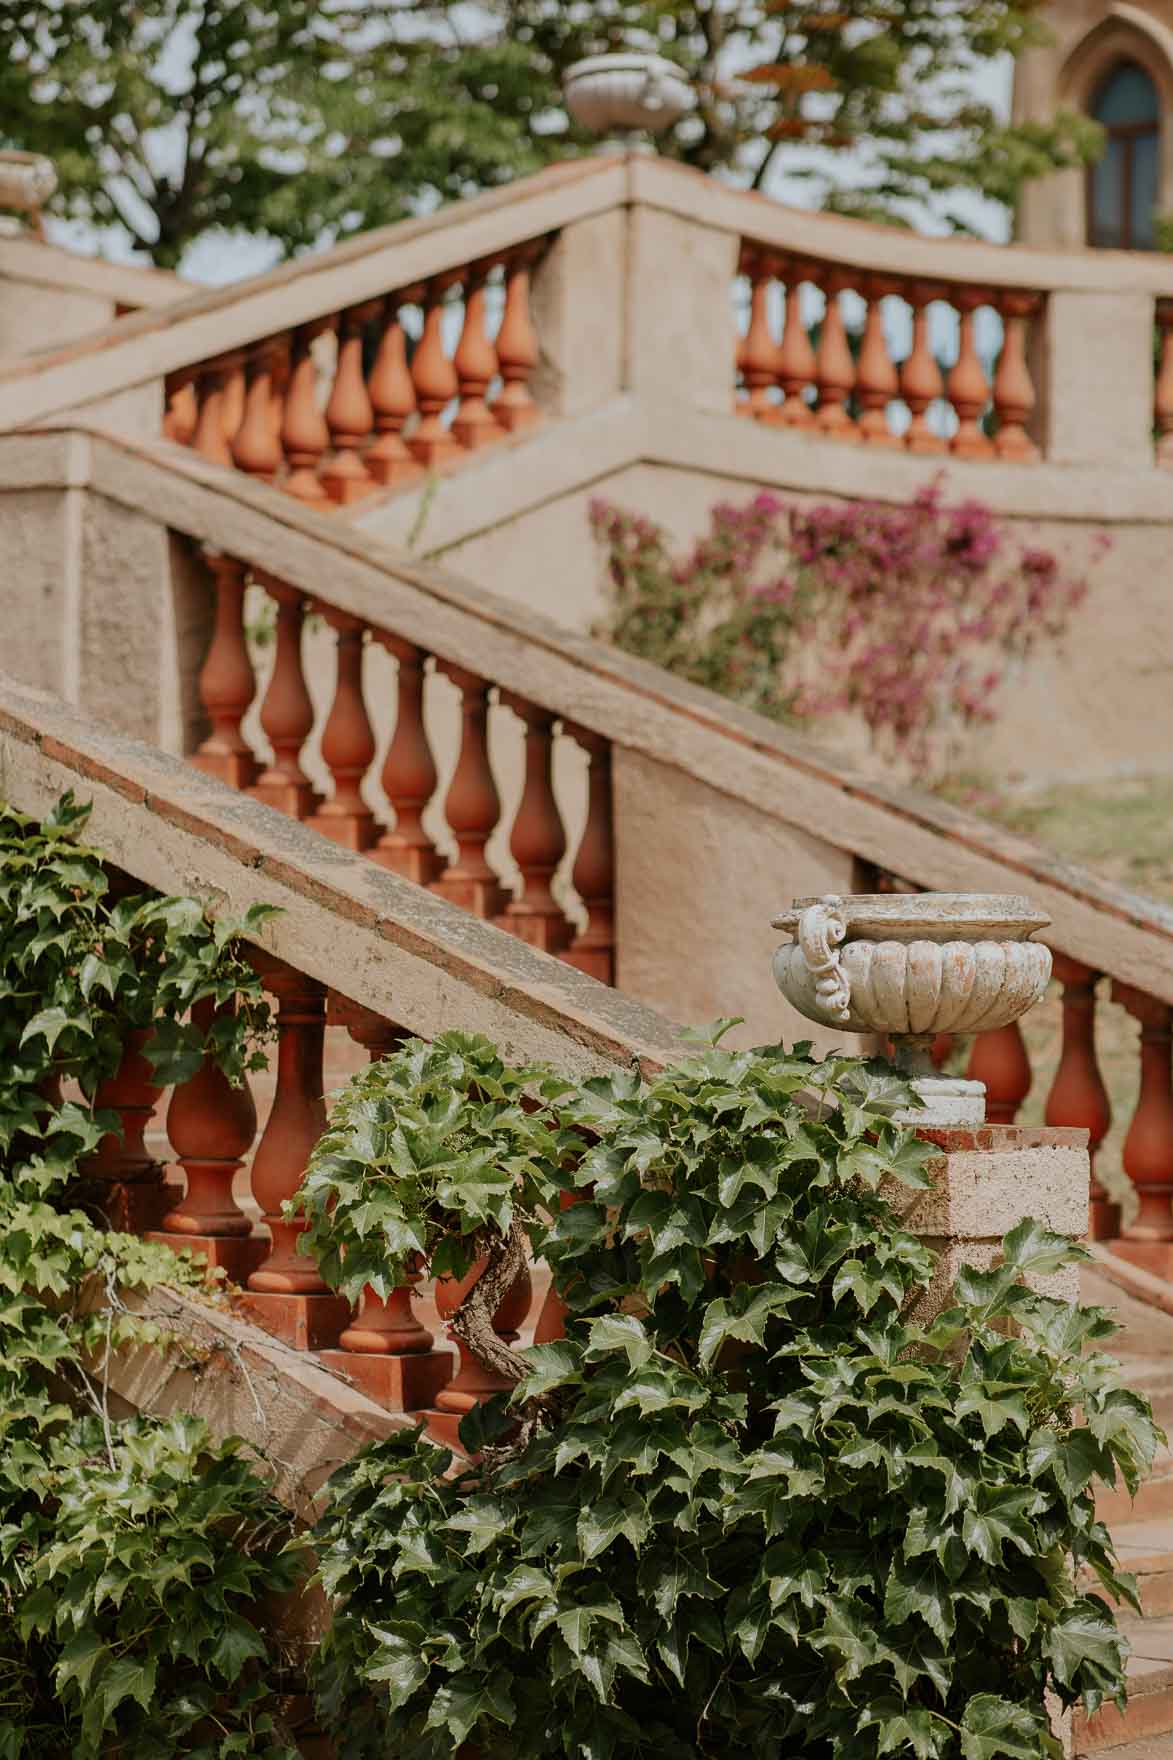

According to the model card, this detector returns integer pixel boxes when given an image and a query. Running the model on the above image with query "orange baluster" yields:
[495,696,571,954]
[281,323,332,504]
[738,255,777,421]
[367,299,422,487]
[1155,300,1173,468]
[855,281,901,447]
[164,373,198,446]
[305,609,376,851]
[562,725,615,986]
[369,634,443,884]
[492,246,541,433]
[428,664,508,918]
[220,353,246,448]
[432,1256,533,1417]
[1046,955,1115,1239]
[900,284,946,454]
[192,363,233,467]
[814,274,859,441]
[319,1002,454,1411]
[993,292,1040,461]
[191,553,258,790]
[967,1022,1031,1123]
[770,264,816,429]
[452,264,505,450]
[268,335,290,452]
[322,303,377,504]
[1112,984,1173,1245]
[408,282,462,468]
[231,341,283,482]
[248,577,319,819]
[947,292,994,458]
[243,958,348,1350]
[84,1029,165,1233]
[150,997,266,1284]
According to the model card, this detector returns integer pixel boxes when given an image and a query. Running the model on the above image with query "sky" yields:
[41,16,1016,286]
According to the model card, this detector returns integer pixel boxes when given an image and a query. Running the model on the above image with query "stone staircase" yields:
[1080,1266,1173,1757]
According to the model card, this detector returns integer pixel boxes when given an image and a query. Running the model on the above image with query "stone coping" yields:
[0,233,186,310]
[0,671,686,1077]
[11,424,1172,1005]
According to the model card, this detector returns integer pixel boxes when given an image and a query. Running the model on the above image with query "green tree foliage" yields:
[0,2,1099,269]
[300,1029,1162,1760]
[0,794,302,1758]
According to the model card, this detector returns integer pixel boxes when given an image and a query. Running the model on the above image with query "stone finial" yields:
[563,53,693,149]
[0,151,57,236]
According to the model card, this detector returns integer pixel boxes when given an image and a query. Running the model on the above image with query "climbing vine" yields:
[300,1031,1161,1760]
[0,794,300,1759]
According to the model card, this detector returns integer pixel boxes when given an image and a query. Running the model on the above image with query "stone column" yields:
[1040,288,1154,469]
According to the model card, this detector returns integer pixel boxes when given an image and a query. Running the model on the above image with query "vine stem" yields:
[446,1220,531,1387]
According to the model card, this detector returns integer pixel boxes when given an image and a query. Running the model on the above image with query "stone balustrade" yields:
[733,244,1045,459]
[190,550,613,983]
[164,247,545,505]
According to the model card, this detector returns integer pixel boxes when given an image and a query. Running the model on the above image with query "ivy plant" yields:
[302,1029,1161,1760]
[0,794,300,1759]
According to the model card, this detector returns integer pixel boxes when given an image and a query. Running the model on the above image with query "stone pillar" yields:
[892,1125,1090,1322]
[530,209,626,418]
[624,203,739,415]
[1040,289,1154,468]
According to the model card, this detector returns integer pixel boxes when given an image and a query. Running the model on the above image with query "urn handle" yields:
[797,895,851,1024]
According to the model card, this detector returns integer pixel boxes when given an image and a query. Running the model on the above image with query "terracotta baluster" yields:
[366,298,422,487]
[532,1189,585,1346]
[305,609,377,850]
[84,1030,165,1234]
[164,374,198,446]
[855,280,901,447]
[369,634,443,883]
[220,353,246,448]
[495,697,571,954]
[268,336,290,455]
[452,264,506,449]
[993,293,1040,461]
[432,1255,533,1440]
[769,265,816,428]
[1111,984,1173,1255]
[1046,956,1115,1239]
[149,998,264,1284]
[492,247,541,433]
[562,726,615,985]
[429,664,508,917]
[319,1001,454,1410]
[814,274,859,441]
[738,255,777,421]
[1155,300,1173,468]
[243,957,348,1350]
[191,552,258,789]
[408,282,462,468]
[231,341,283,482]
[967,1022,1031,1123]
[321,303,377,504]
[192,363,233,467]
[900,284,946,454]
[947,292,994,458]
[248,577,319,818]
[281,323,332,504]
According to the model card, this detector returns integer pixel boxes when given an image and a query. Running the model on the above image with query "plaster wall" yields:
[0,282,113,359]
[423,458,1173,786]
[612,744,857,1051]
[0,486,73,695]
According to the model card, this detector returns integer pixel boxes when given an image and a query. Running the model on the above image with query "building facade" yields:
[1015,0,1173,248]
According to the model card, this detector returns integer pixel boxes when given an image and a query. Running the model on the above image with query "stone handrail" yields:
[0,157,622,433]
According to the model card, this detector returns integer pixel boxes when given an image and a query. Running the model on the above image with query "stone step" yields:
[1098,1452,1173,1530]
[1078,1738,1173,1760]
[1073,1628,1173,1752]
[1086,1519,1173,1619]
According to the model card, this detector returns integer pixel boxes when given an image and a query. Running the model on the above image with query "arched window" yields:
[1087,60,1161,249]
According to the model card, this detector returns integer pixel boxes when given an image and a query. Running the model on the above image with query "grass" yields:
[935,772,1173,1221]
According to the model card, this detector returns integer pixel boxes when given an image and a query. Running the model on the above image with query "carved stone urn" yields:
[563,53,693,146]
[771,893,1052,1123]
[0,151,57,232]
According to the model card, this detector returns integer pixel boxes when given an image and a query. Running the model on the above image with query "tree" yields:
[0,2,1099,271]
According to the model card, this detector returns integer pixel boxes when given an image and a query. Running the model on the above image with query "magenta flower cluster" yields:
[589,481,1100,774]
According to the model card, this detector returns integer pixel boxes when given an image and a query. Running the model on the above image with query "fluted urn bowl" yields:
[0,150,57,214]
[563,54,693,140]
[771,893,1052,1122]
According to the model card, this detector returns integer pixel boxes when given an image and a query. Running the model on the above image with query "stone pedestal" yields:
[144,1229,269,1286]
[318,1348,454,1413]
[890,1125,1090,1321]
[235,1291,351,1353]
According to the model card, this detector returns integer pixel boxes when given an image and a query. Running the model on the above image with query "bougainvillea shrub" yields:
[591,483,1101,776]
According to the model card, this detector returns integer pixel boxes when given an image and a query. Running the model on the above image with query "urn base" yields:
[897,1076,986,1127]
